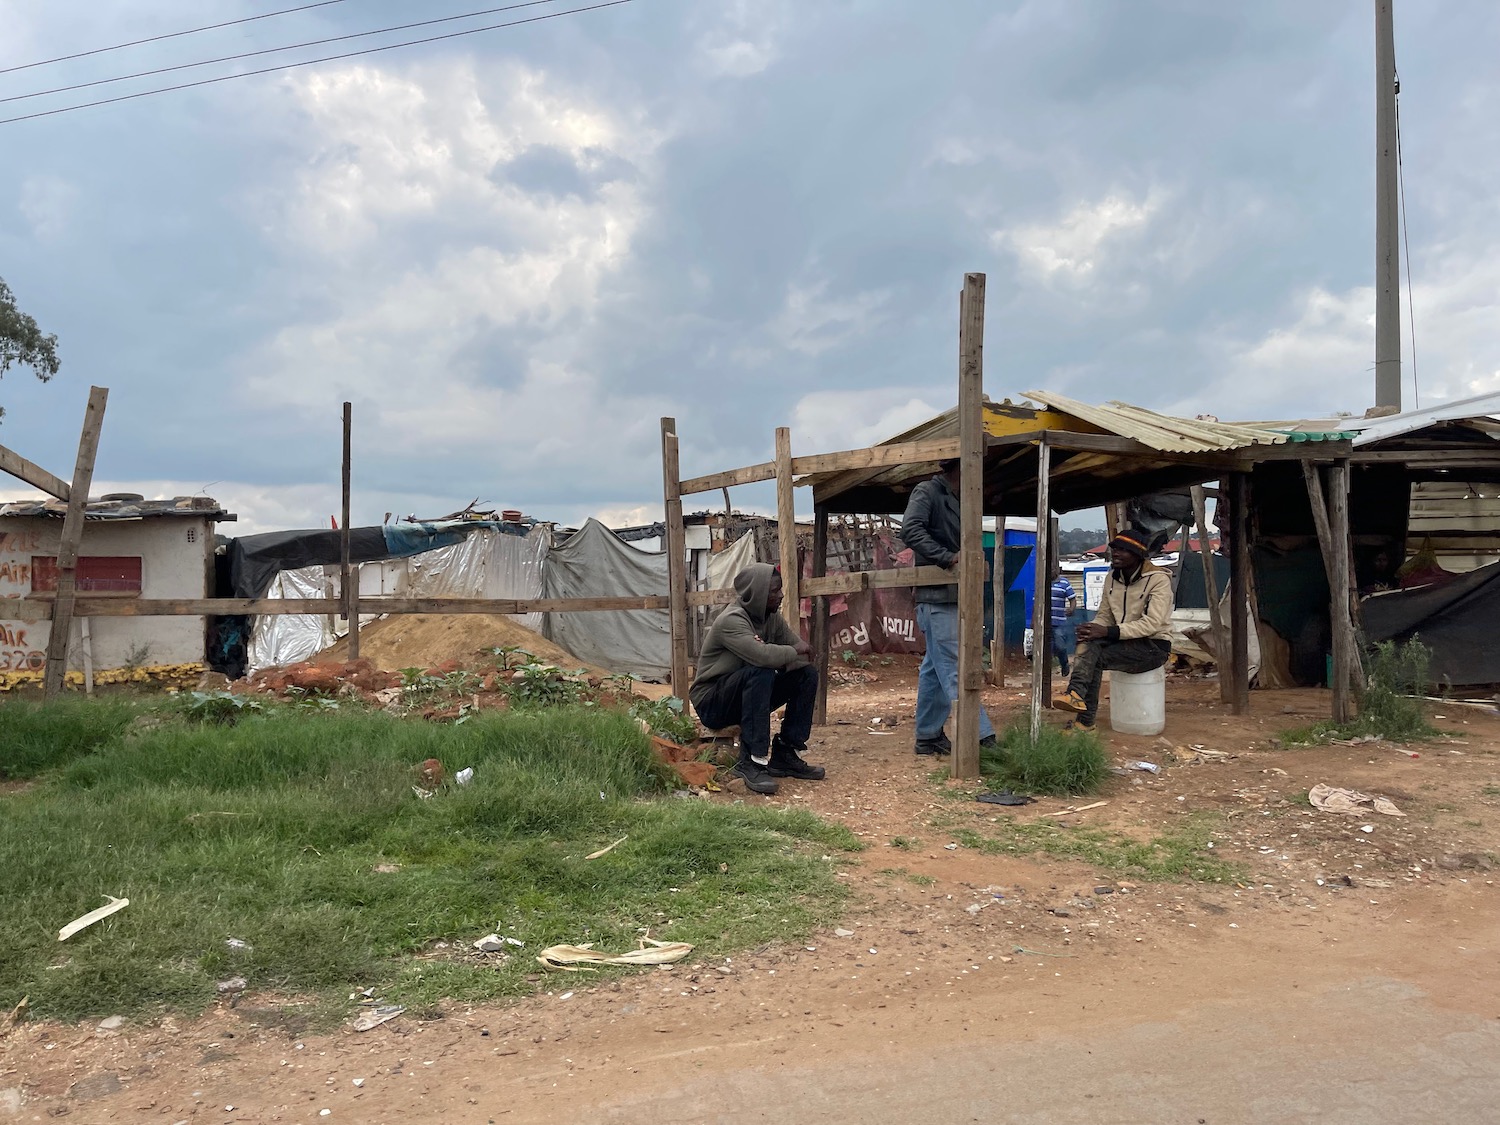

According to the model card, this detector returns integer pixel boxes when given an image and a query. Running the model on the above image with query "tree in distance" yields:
[0,276,60,422]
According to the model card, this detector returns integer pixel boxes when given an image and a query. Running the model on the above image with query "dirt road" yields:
[5,669,1498,1123]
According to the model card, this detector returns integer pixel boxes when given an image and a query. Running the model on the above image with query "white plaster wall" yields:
[0,516,213,672]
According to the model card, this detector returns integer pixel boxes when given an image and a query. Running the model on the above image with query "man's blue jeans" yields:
[915,602,995,742]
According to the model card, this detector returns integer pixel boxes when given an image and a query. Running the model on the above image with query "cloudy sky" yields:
[2,0,1497,532]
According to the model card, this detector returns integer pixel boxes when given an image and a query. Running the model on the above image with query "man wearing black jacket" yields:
[899,459,997,756]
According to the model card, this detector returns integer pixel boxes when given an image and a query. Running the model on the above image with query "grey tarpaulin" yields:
[543,519,669,680]
[1362,560,1500,686]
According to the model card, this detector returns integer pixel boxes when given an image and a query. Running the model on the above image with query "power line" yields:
[0,0,356,76]
[1395,77,1420,410]
[2,0,564,105]
[0,0,634,127]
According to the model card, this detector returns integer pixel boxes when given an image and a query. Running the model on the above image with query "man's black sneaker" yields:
[768,735,826,780]
[731,758,780,795]
[979,734,997,748]
[914,737,951,756]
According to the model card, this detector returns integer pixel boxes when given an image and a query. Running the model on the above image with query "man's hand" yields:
[793,638,813,658]
[1077,622,1108,642]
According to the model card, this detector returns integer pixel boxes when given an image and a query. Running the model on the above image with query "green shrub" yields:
[1282,638,1436,745]
[982,721,1109,796]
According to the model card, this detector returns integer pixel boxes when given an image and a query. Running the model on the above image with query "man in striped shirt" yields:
[1050,569,1077,675]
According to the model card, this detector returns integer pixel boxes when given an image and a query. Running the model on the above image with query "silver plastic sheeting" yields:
[247,527,549,673]
[247,566,337,671]
[543,519,670,680]
[401,526,548,631]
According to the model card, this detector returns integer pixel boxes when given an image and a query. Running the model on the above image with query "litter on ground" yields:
[536,938,694,972]
[1308,783,1406,817]
[57,896,129,942]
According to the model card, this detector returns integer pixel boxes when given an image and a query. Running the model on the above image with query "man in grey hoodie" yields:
[900,459,997,756]
[690,562,825,795]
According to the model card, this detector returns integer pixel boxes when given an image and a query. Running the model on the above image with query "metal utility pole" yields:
[1374,0,1401,412]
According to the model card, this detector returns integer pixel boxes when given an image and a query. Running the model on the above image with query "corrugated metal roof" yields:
[0,495,229,520]
[1021,390,1294,453]
[1350,390,1500,447]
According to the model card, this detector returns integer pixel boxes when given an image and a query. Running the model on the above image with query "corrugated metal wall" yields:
[1408,481,1500,573]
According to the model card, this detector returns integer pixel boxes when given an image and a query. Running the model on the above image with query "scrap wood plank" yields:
[660,419,692,700]
[789,437,961,477]
[679,461,777,496]
[43,386,108,699]
[11,595,678,618]
[0,442,70,500]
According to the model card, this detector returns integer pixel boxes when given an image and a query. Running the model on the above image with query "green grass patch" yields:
[0,703,856,1022]
[0,696,143,779]
[1282,639,1438,746]
[950,817,1242,884]
[874,867,935,887]
[981,721,1109,796]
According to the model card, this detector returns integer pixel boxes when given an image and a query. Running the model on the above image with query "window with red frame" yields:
[30,556,143,596]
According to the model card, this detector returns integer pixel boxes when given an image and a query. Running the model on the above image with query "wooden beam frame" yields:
[679,438,965,498]
[678,461,776,497]
[660,419,691,700]
[954,272,986,779]
[989,521,1005,685]
[1030,438,1052,743]
[43,387,108,698]
[15,595,680,619]
[1328,459,1363,709]
[1228,472,1251,715]
[0,442,71,501]
[1190,484,1228,702]
[341,402,359,661]
[811,505,830,725]
[790,438,960,477]
[775,427,800,637]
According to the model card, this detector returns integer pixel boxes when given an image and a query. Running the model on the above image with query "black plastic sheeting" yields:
[227,527,390,599]
[1362,561,1500,687]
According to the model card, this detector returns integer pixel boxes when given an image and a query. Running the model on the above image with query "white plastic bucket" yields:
[1108,665,1166,735]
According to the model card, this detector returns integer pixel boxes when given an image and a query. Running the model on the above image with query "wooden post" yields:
[1302,462,1345,719]
[1229,472,1251,715]
[341,402,359,661]
[80,617,94,695]
[1191,485,1228,699]
[660,419,691,701]
[812,505,830,726]
[990,521,1005,684]
[954,272,986,780]
[1030,438,1052,743]
[1040,514,1058,703]
[774,427,801,637]
[43,386,108,699]
[1329,460,1362,704]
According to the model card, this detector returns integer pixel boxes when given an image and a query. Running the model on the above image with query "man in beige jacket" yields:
[1053,530,1173,732]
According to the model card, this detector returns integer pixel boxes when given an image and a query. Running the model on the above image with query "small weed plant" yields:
[628,694,698,744]
[177,691,268,725]
[1282,638,1437,745]
[982,721,1109,796]
[507,662,587,708]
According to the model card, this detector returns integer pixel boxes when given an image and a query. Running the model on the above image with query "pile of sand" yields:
[319,614,599,675]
